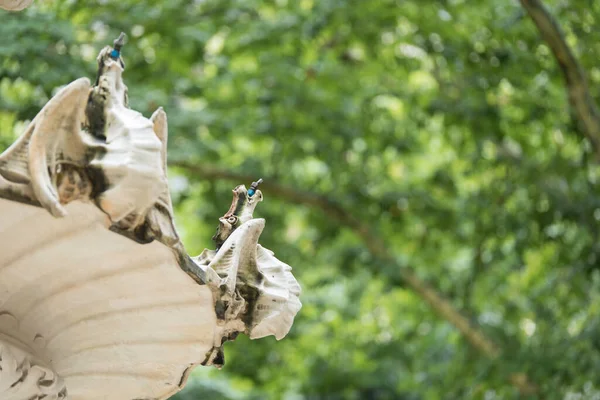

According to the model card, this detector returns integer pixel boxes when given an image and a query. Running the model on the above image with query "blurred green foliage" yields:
[2,0,600,398]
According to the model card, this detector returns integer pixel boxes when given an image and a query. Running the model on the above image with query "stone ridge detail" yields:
[194,185,302,367]
[0,46,178,253]
[0,42,195,284]
[0,339,67,399]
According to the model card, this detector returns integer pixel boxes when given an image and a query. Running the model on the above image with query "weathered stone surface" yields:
[193,185,302,366]
[0,199,218,399]
[0,36,301,399]
[0,334,66,400]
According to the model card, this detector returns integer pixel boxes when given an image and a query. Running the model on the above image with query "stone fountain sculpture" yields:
[0,34,301,400]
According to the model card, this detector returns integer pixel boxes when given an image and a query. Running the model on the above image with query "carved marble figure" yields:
[0,34,301,400]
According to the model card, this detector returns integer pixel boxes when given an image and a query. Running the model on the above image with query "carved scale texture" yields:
[91,94,165,225]
[194,218,302,342]
[0,72,178,246]
[0,339,66,400]
[250,245,302,340]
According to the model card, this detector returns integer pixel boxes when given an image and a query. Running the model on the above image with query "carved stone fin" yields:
[0,78,91,217]
[0,338,66,399]
[28,78,91,217]
[151,107,168,174]
[194,215,302,361]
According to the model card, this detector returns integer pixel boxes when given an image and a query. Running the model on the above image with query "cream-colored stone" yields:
[0,35,301,400]
[0,37,301,400]
[0,0,33,10]
[0,200,216,399]
[194,192,302,341]
[0,334,66,399]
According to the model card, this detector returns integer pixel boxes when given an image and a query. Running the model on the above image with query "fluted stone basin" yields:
[0,199,217,399]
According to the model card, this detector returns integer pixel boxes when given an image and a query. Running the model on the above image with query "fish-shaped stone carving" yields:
[193,183,302,367]
[0,33,176,245]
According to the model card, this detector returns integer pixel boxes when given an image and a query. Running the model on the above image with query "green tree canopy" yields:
[2,0,600,398]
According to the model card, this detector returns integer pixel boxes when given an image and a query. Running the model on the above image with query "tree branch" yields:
[170,161,501,358]
[520,0,600,158]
